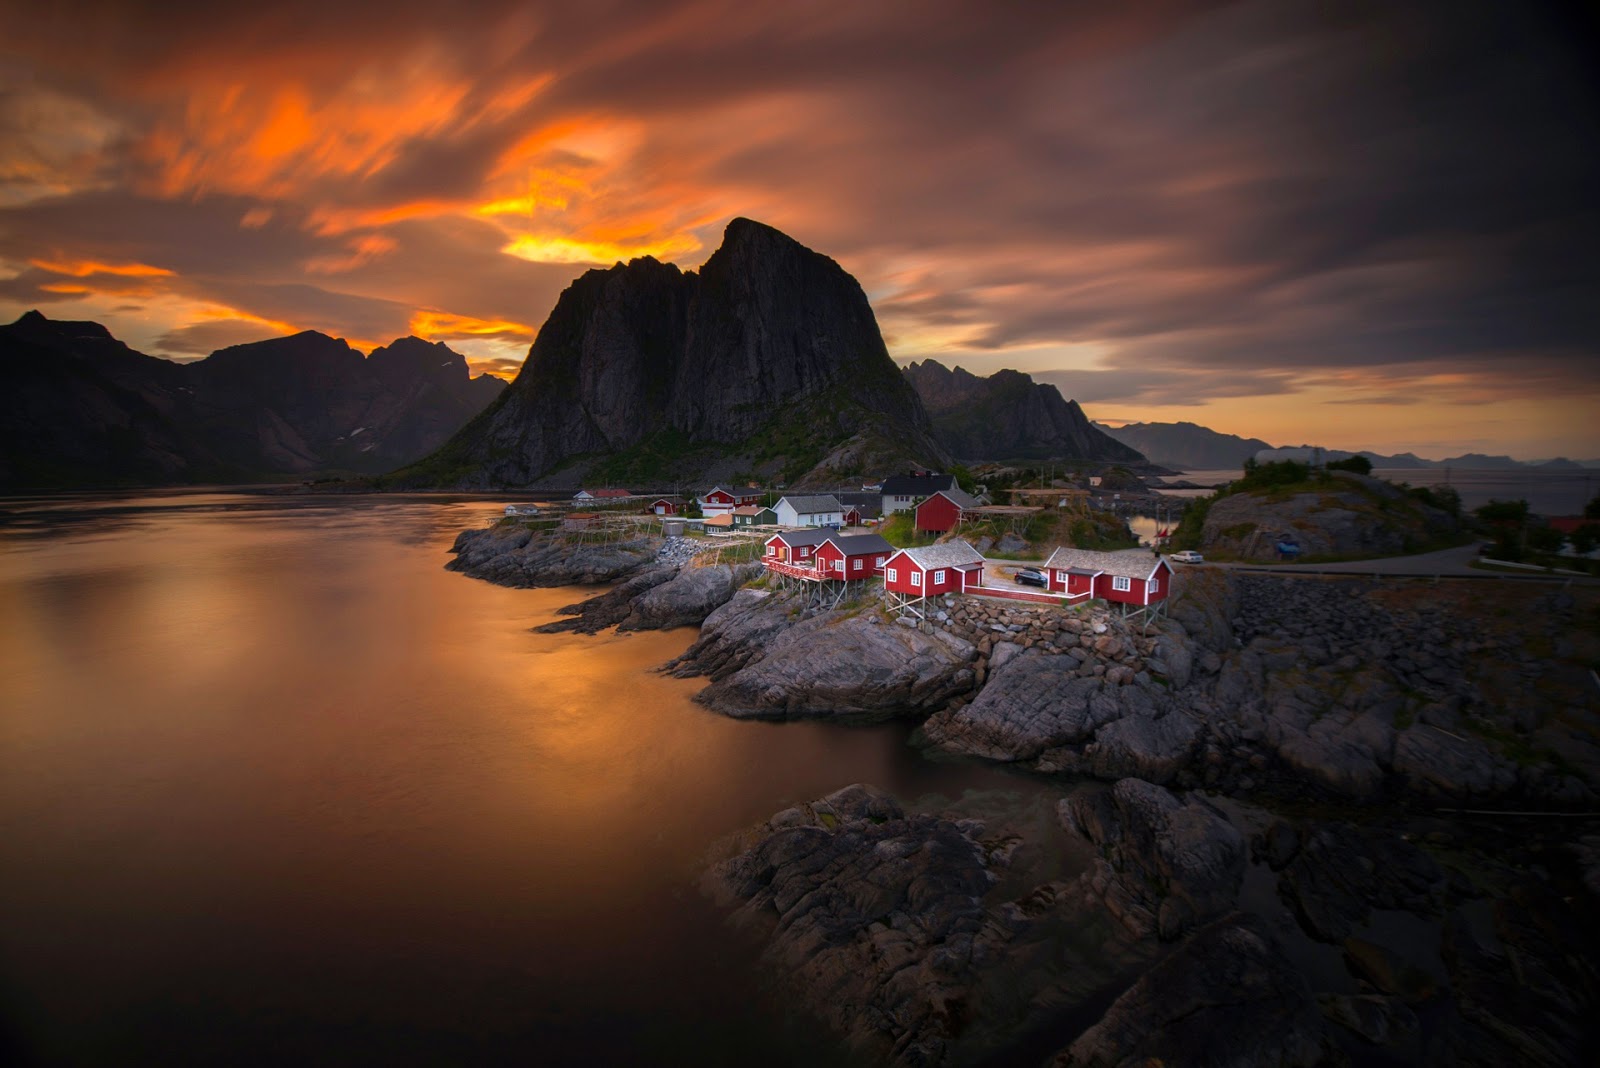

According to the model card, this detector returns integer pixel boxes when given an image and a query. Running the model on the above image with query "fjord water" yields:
[0,490,1023,1066]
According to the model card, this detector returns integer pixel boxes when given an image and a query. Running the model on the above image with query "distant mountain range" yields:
[902,361,1144,465]
[0,311,504,489]
[394,218,948,489]
[1093,419,1599,473]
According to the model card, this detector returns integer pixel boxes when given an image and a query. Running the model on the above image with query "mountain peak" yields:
[398,220,943,487]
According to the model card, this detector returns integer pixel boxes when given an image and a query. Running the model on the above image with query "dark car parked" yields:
[1013,567,1048,588]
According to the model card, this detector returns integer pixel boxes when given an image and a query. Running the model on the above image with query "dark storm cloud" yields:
[0,0,1594,444]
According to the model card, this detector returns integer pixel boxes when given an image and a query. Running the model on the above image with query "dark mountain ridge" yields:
[0,311,505,488]
[902,359,1144,464]
[400,218,946,488]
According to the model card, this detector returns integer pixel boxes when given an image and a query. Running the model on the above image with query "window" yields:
[933,569,946,584]
[766,544,775,556]
[911,571,922,587]
[852,558,863,571]
[1112,575,1131,592]
[875,556,885,567]
[833,558,844,572]
[800,547,810,558]
[886,568,897,583]
[1150,576,1160,593]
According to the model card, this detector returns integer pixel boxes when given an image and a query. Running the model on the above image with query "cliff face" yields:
[409,218,945,487]
[903,359,1145,464]
[0,312,506,488]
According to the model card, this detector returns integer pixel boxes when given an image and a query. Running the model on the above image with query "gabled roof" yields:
[1044,547,1168,580]
[732,505,769,516]
[923,488,981,511]
[820,532,895,556]
[880,473,957,497]
[891,540,986,569]
[777,494,843,514]
[704,513,734,527]
[766,527,834,547]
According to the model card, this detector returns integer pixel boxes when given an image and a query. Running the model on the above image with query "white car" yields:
[1169,550,1205,564]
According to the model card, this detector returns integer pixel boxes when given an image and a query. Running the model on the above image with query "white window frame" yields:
[852,558,864,571]
[933,569,946,584]
[766,544,776,556]
[875,556,885,567]
[886,567,898,583]
[833,557,845,572]
[910,571,922,588]
[1112,575,1132,592]
[1150,576,1159,593]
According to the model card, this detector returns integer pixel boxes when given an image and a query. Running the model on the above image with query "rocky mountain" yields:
[0,311,504,488]
[1094,420,1274,471]
[902,360,1144,464]
[398,218,946,488]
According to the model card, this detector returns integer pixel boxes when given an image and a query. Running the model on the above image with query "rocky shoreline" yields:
[447,520,1600,1066]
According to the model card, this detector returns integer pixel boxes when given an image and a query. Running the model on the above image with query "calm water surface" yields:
[0,489,1041,1066]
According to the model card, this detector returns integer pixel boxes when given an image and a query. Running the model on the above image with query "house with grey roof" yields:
[773,494,843,528]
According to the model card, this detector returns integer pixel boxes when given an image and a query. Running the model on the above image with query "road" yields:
[1192,543,1598,582]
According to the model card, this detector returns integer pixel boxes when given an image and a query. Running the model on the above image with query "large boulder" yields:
[924,659,1199,783]
[684,596,977,722]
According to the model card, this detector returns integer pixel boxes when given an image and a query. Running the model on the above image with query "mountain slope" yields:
[1094,421,1274,471]
[903,360,1144,464]
[0,312,506,488]
[401,218,946,488]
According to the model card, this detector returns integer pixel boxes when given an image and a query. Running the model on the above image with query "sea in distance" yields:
[0,488,1059,1066]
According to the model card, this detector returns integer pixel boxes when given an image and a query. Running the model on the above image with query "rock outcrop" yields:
[671,588,977,722]
[1199,470,1457,558]
[904,359,1144,464]
[446,522,659,587]
[401,218,947,488]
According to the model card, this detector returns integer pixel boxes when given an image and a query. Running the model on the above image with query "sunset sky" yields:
[2,0,1596,459]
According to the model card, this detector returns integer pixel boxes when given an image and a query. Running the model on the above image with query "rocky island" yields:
[448,512,1600,1066]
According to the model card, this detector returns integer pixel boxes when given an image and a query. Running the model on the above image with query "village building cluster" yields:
[526,472,1176,619]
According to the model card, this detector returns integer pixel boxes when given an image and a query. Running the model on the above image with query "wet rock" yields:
[1053,913,1329,1067]
[1439,886,1596,1067]
[1317,992,1419,1051]
[533,565,675,633]
[1277,823,1446,943]
[1060,779,1246,942]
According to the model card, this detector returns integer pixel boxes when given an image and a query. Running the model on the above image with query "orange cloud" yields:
[31,258,174,278]
[409,309,535,342]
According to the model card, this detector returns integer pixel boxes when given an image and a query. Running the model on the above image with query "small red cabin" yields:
[812,532,896,580]
[914,489,980,535]
[764,528,832,564]
[700,485,763,515]
[650,497,684,515]
[1043,548,1173,606]
[882,541,986,597]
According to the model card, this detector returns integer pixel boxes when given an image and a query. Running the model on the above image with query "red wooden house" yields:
[914,489,981,535]
[1043,548,1173,607]
[763,528,833,565]
[812,532,896,580]
[699,486,763,516]
[882,541,986,600]
[650,496,685,515]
